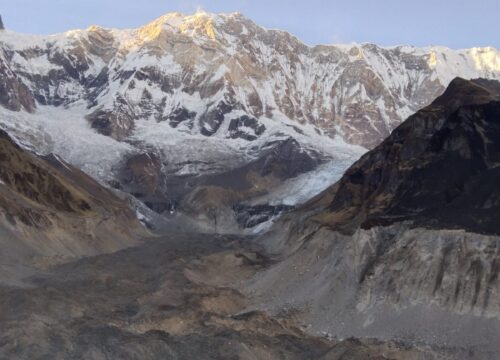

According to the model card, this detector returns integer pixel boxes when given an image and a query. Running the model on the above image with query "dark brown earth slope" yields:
[0,129,144,283]
[306,78,500,235]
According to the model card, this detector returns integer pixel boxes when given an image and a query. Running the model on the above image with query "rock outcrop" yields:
[314,78,500,235]
[249,78,500,359]
[0,11,498,231]
[1,12,499,148]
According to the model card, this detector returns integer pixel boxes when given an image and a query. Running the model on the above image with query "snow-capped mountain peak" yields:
[0,12,499,230]
[0,13,499,146]
[138,11,223,41]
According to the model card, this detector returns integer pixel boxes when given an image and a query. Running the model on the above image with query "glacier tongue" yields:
[0,12,499,231]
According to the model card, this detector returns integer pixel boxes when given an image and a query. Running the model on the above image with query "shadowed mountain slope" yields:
[249,78,500,359]
[305,77,500,235]
[0,129,144,284]
[1,12,498,231]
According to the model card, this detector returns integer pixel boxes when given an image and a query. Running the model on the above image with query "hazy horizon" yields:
[2,0,499,49]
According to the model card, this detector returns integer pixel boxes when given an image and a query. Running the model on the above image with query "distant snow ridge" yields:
[1,11,499,148]
[0,11,499,229]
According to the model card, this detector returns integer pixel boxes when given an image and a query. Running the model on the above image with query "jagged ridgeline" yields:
[252,78,500,359]
[0,12,499,146]
[0,12,498,234]
[0,10,499,360]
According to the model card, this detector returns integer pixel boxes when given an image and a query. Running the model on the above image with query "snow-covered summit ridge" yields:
[0,11,499,149]
[140,11,241,40]
[0,11,499,230]
[4,11,499,56]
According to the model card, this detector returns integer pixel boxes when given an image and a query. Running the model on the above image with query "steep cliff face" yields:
[1,11,499,231]
[249,79,500,359]
[313,78,500,235]
[0,49,36,112]
[1,12,499,148]
[0,129,144,284]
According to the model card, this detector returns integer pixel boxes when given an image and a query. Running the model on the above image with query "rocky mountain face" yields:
[249,78,500,359]
[0,127,447,360]
[314,78,500,234]
[0,12,499,231]
[0,11,499,359]
[0,128,144,285]
[1,12,499,147]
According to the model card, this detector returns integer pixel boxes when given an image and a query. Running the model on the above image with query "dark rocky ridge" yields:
[246,79,500,359]
[0,14,498,233]
[0,15,498,358]
[309,78,500,235]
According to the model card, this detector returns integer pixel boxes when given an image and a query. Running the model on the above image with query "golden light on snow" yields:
[135,11,217,44]
[471,47,500,72]
[138,18,164,41]
[428,52,438,69]
[179,12,217,40]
